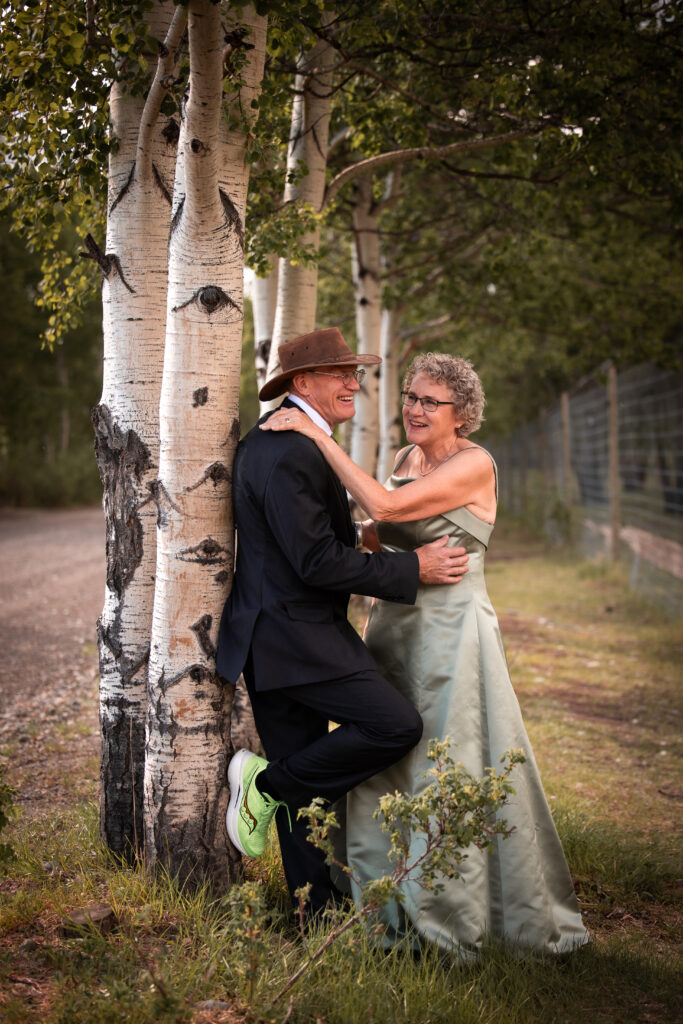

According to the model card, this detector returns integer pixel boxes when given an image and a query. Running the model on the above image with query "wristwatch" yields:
[354,520,363,548]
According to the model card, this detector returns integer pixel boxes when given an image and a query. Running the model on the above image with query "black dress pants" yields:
[241,652,423,916]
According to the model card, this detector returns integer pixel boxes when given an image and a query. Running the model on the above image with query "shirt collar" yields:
[288,394,334,436]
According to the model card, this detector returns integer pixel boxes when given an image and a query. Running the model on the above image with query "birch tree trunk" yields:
[144,1,266,886]
[377,304,403,482]
[252,255,278,410]
[262,32,335,405]
[349,176,381,477]
[92,2,185,860]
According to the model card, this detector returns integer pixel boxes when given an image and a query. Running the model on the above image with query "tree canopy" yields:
[1,0,681,436]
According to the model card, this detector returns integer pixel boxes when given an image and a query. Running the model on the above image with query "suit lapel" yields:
[282,398,354,540]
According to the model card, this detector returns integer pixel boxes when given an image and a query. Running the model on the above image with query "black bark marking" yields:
[80,236,136,293]
[220,417,241,448]
[158,663,213,692]
[170,196,185,236]
[145,478,182,529]
[80,234,111,275]
[97,618,123,660]
[107,254,135,293]
[192,387,209,407]
[92,404,152,598]
[191,614,216,660]
[97,604,149,862]
[214,569,231,585]
[185,461,231,492]
[177,536,229,566]
[255,337,271,365]
[190,137,205,154]
[199,286,226,313]
[219,189,244,250]
[224,26,253,49]
[162,117,180,145]
[109,161,136,215]
[171,286,241,316]
[152,162,173,205]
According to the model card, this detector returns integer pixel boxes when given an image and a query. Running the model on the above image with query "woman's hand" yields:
[260,408,320,440]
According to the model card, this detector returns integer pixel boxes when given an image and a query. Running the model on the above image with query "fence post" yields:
[537,408,548,533]
[561,391,571,501]
[607,363,620,560]
[519,423,527,515]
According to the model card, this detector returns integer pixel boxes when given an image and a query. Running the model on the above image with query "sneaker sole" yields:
[226,748,253,856]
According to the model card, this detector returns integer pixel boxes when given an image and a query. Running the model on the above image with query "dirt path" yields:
[0,507,105,813]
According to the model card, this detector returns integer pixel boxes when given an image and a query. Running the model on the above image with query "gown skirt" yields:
[342,455,589,955]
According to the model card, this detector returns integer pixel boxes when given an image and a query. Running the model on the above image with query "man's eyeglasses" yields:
[311,369,366,386]
[401,391,455,413]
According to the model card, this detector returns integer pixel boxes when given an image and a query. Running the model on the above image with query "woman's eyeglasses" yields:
[311,369,366,386]
[401,391,455,413]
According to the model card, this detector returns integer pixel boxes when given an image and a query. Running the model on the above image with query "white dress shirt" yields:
[288,394,334,436]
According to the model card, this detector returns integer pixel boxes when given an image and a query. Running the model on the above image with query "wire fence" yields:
[486,362,683,617]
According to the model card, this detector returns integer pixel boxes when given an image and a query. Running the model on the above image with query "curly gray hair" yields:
[403,353,485,437]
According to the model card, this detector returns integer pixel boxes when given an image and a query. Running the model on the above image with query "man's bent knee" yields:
[380,705,422,755]
[400,706,423,752]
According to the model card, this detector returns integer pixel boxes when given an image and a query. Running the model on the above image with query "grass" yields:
[0,520,681,1023]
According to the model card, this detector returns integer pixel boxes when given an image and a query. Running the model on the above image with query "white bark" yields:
[93,1,184,860]
[377,304,403,482]
[349,176,382,477]
[144,1,266,885]
[262,32,335,408]
[252,255,279,409]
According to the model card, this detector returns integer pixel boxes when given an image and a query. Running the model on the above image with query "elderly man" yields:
[217,327,467,915]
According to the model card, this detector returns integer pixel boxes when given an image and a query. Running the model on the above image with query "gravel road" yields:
[0,506,105,812]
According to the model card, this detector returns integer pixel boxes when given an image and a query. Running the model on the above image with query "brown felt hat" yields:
[258,326,381,402]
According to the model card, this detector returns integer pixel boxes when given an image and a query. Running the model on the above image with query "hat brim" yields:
[258,352,381,402]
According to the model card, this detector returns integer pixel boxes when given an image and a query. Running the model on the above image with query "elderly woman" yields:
[263,353,588,956]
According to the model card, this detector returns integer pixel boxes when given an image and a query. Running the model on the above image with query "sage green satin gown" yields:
[344,447,589,956]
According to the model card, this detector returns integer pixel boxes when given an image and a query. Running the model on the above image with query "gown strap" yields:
[392,445,416,472]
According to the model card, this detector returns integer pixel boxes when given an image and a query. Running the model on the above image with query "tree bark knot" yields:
[191,614,216,660]
[162,118,180,145]
[192,387,209,407]
[92,405,152,598]
[80,235,135,293]
[177,537,229,566]
[145,479,182,529]
[172,286,241,316]
[221,418,241,448]
[255,338,271,364]
[185,461,231,492]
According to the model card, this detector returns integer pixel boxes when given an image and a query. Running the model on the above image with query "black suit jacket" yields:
[216,400,419,690]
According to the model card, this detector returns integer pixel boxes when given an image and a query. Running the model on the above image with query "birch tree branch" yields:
[136,5,188,178]
[322,129,541,210]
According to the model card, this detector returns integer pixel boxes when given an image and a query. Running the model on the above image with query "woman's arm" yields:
[260,408,494,522]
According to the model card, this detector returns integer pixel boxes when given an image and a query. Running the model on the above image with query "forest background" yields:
[2,0,681,509]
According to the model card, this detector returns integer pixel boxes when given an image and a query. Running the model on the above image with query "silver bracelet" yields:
[354,520,363,548]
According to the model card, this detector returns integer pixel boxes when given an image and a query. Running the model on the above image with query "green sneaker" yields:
[226,749,286,857]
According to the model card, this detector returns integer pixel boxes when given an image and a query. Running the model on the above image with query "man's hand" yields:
[416,535,468,584]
